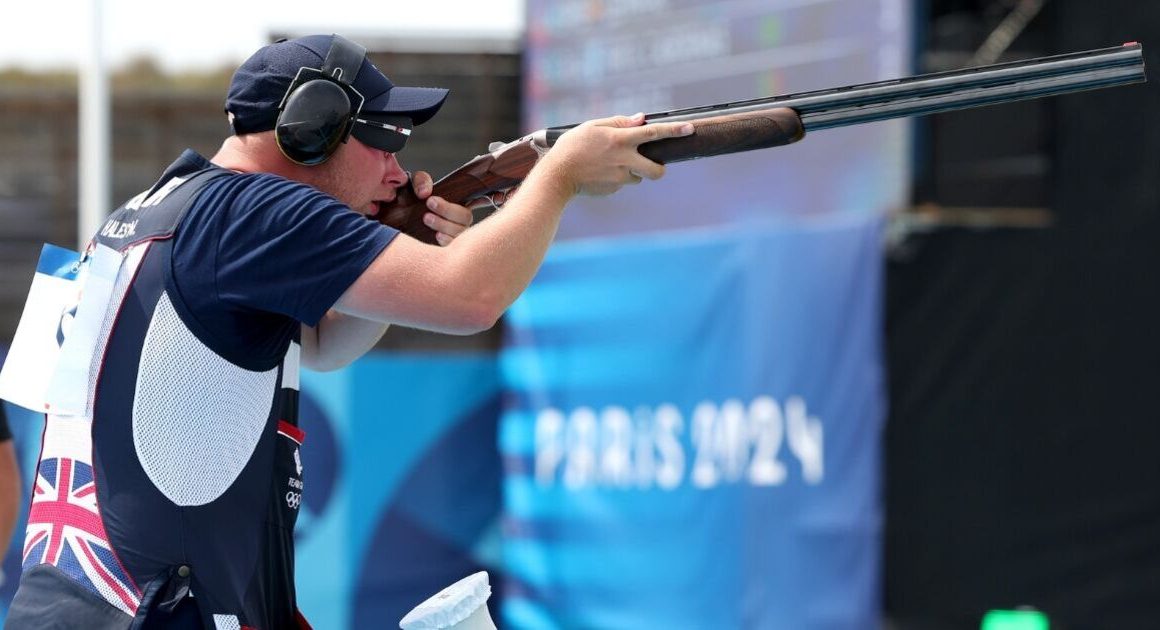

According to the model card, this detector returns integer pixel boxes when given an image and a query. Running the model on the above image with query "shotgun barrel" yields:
[543,42,1147,141]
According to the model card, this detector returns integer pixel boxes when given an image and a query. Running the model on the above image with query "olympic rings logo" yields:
[285,491,302,509]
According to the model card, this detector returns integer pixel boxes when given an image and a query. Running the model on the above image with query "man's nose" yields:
[382,152,408,187]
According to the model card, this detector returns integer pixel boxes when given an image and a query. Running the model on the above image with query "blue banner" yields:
[500,217,885,629]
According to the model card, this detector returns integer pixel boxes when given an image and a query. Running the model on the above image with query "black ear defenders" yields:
[275,35,367,165]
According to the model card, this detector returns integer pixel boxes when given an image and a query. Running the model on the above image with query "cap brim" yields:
[363,86,449,126]
[351,114,411,154]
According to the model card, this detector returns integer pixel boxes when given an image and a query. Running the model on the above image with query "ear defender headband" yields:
[275,35,367,165]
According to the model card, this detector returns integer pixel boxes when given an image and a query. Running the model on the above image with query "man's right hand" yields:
[540,113,695,197]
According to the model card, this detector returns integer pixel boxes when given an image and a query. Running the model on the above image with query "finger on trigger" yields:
[431,199,472,227]
[425,208,469,236]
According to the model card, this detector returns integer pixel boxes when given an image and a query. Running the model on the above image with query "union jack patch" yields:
[24,457,141,615]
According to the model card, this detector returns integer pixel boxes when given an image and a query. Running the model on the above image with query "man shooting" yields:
[4,33,691,629]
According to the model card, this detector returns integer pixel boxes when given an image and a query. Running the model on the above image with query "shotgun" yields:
[378,42,1147,243]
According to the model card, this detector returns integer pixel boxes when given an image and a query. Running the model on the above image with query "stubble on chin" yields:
[303,161,364,211]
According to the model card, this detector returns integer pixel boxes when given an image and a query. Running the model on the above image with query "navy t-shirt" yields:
[169,158,397,369]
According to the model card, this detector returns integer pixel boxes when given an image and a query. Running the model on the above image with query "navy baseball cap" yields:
[225,34,449,142]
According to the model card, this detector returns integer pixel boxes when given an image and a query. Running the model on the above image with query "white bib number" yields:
[0,243,124,415]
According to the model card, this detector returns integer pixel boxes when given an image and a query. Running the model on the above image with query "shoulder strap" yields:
[95,167,231,251]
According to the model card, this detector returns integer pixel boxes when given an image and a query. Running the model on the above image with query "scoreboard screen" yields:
[524,0,914,239]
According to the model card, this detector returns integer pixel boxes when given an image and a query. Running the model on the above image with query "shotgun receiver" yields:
[378,43,1147,243]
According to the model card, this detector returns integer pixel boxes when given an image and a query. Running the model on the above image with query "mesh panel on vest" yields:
[214,613,242,630]
[132,292,276,506]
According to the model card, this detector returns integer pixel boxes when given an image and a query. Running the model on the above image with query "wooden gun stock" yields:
[376,140,542,244]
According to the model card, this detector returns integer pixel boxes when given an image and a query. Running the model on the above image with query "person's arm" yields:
[0,439,20,556]
[335,114,693,333]
[300,171,474,371]
[300,313,389,372]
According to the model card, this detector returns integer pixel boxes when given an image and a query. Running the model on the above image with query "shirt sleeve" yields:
[187,174,398,327]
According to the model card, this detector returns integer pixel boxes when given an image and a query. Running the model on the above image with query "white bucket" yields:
[399,571,497,630]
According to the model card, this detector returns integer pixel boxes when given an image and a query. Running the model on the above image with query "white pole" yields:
[79,0,110,249]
